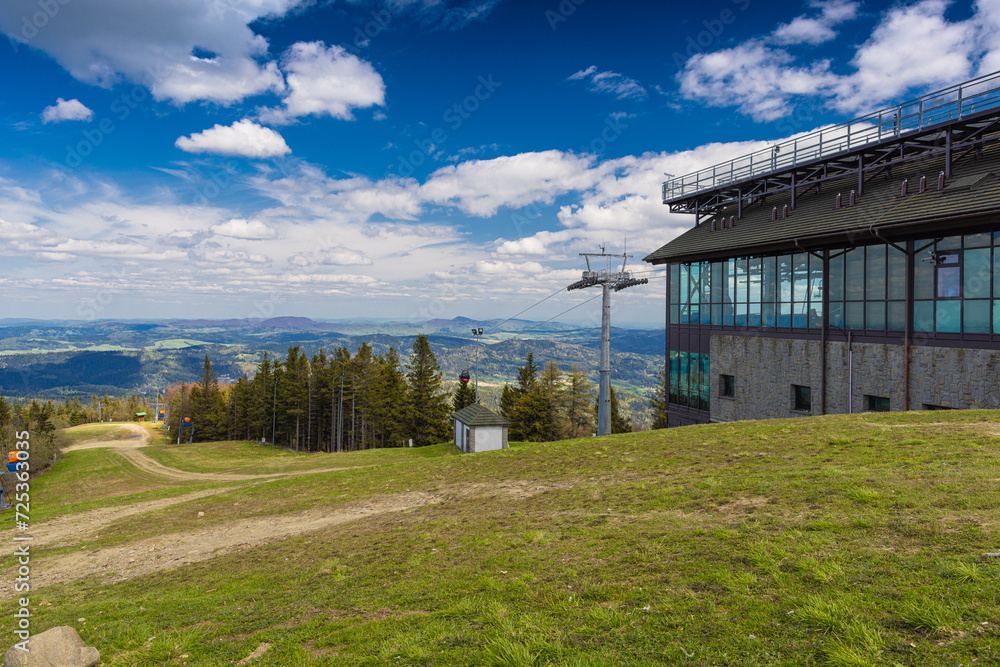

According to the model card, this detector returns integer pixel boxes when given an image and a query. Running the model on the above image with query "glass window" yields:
[735,258,748,305]
[964,248,991,299]
[914,301,934,332]
[778,255,792,304]
[914,250,935,299]
[937,257,961,298]
[670,305,679,325]
[809,300,823,328]
[711,262,723,303]
[887,245,906,300]
[808,253,824,304]
[748,257,762,306]
[864,395,890,412]
[866,302,886,330]
[670,264,680,304]
[792,300,808,328]
[866,245,886,300]
[762,255,777,305]
[995,301,1000,334]
[995,231,1000,246]
[846,302,864,330]
[711,304,722,326]
[830,253,844,301]
[720,374,735,397]
[845,247,864,301]
[700,355,710,397]
[887,301,906,331]
[936,301,960,332]
[964,300,991,334]
[830,302,844,329]
[793,385,811,412]
[679,353,688,392]
[793,253,808,303]
[994,249,1000,299]
[726,258,736,305]
[778,301,791,327]
[938,236,961,250]
[966,232,992,248]
[689,263,700,305]
[679,264,689,306]
[762,302,776,327]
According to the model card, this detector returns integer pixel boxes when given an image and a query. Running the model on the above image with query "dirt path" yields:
[64,423,357,482]
[3,491,443,597]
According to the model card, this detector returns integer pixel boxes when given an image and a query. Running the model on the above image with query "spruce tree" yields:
[649,369,669,430]
[405,335,450,446]
[453,379,476,412]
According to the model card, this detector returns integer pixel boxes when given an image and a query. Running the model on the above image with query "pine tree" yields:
[405,335,450,447]
[501,352,552,442]
[650,369,669,430]
[453,379,476,412]
[539,360,565,439]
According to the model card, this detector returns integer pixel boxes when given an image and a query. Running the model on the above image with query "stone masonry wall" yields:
[710,334,1000,421]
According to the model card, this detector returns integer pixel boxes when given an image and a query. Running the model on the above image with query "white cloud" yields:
[41,98,93,123]
[288,246,373,267]
[568,65,647,100]
[679,0,983,121]
[258,42,385,123]
[772,0,859,45]
[210,218,277,240]
[420,151,599,216]
[0,0,302,105]
[176,119,291,158]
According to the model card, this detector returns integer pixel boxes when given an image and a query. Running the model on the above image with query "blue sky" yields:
[0,0,995,326]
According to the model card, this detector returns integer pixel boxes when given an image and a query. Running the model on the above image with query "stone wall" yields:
[709,334,1000,421]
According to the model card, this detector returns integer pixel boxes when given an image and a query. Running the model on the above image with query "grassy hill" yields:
[1,413,997,665]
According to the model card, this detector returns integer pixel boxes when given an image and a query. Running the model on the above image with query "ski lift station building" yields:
[644,71,1000,427]
[453,404,509,453]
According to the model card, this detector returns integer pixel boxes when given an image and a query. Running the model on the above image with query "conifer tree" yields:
[405,335,450,446]
[565,365,594,438]
[649,369,669,430]
[453,379,476,412]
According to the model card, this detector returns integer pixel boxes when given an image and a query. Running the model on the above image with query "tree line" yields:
[166,335,452,450]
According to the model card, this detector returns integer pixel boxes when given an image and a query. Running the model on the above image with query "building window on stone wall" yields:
[922,403,954,410]
[792,384,812,413]
[864,395,890,412]
[720,374,735,398]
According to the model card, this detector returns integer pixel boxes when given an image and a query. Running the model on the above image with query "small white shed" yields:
[452,404,509,453]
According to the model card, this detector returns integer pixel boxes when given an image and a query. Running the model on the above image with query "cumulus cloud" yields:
[567,66,647,100]
[679,0,981,121]
[0,0,302,105]
[772,0,859,45]
[258,42,385,123]
[420,151,599,217]
[41,98,93,123]
[210,218,277,240]
[176,119,291,158]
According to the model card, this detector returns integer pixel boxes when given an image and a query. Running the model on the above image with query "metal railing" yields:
[663,70,1000,202]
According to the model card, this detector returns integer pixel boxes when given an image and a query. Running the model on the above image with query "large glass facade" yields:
[670,232,1000,334]
[668,351,709,410]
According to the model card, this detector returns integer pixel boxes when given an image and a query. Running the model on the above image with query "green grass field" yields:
[1,411,998,665]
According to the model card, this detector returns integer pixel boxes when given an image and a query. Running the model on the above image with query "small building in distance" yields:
[645,71,1000,426]
[453,404,509,453]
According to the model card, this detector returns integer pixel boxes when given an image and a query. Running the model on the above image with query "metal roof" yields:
[645,143,1000,265]
[453,403,509,427]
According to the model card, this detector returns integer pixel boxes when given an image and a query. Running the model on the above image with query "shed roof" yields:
[645,143,1000,265]
[453,403,509,427]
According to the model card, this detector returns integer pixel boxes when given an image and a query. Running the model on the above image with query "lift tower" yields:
[567,246,648,436]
